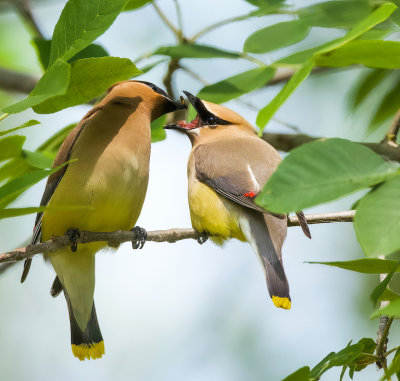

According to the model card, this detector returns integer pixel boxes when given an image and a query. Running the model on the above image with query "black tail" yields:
[247,212,291,310]
[65,293,104,360]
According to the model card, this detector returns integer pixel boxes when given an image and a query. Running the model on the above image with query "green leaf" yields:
[49,0,126,65]
[124,0,151,11]
[316,3,397,55]
[355,176,400,256]
[299,1,372,29]
[245,0,286,7]
[197,67,275,104]
[0,206,47,220]
[349,69,390,110]
[139,59,168,74]
[256,60,313,131]
[316,40,400,69]
[3,60,70,114]
[378,288,400,302]
[0,120,40,137]
[0,135,26,161]
[243,20,310,54]
[279,3,397,65]
[33,57,141,114]
[370,263,399,306]
[0,162,70,207]
[154,44,241,59]
[310,352,336,378]
[256,138,399,213]
[385,347,400,380]
[38,123,76,154]
[256,138,400,214]
[371,297,400,318]
[329,344,364,367]
[350,338,377,372]
[311,344,364,379]
[0,157,34,184]
[151,115,166,143]
[369,80,400,131]
[21,150,54,169]
[282,366,310,381]
[308,258,400,274]
[0,205,94,220]
[33,38,109,70]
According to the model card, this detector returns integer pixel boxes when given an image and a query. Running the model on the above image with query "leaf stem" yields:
[173,0,184,43]
[12,0,44,39]
[239,53,267,67]
[385,346,400,358]
[0,113,10,123]
[151,0,181,40]
[190,13,250,42]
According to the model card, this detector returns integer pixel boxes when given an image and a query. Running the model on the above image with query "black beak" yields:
[163,123,185,131]
[164,95,187,112]
[182,91,205,113]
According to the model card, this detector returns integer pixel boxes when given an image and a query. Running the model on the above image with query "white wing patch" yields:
[247,164,260,192]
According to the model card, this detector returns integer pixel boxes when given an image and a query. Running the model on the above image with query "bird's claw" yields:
[66,228,80,252]
[196,232,208,245]
[131,226,147,250]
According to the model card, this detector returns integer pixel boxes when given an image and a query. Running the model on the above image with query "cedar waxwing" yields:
[165,92,310,310]
[21,80,186,360]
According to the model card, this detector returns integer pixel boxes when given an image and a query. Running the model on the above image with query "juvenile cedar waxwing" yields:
[165,92,310,310]
[21,81,186,360]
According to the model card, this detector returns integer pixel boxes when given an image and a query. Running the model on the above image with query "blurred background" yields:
[0,0,398,380]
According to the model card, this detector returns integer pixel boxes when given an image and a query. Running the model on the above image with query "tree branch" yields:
[262,132,400,162]
[12,0,44,39]
[383,108,400,146]
[151,0,181,40]
[376,254,394,371]
[0,66,38,94]
[0,211,354,265]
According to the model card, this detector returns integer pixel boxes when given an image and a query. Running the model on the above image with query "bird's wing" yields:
[21,106,103,283]
[194,138,285,219]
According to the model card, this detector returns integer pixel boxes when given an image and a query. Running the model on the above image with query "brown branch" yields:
[376,254,394,370]
[12,0,44,38]
[0,211,354,265]
[263,132,400,162]
[383,108,400,146]
[0,66,38,94]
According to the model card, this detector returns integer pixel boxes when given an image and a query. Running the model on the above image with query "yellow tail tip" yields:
[272,296,291,310]
[71,341,105,361]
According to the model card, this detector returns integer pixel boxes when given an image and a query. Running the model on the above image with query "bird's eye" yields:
[208,115,216,125]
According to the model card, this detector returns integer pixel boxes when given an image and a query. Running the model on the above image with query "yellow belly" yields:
[188,180,245,242]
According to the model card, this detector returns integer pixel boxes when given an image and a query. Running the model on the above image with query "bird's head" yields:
[104,80,187,121]
[164,91,256,143]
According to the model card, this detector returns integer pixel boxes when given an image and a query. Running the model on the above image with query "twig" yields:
[12,0,44,39]
[163,58,180,98]
[0,211,354,265]
[376,254,394,370]
[151,0,181,40]
[385,346,400,358]
[173,0,184,43]
[179,64,209,86]
[190,13,250,42]
[262,132,400,162]
[0,113,9,122]
[0,66,38,94]
[383,108,400,146]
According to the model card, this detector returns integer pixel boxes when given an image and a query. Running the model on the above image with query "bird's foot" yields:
[131,226,147,250]
[196,232,208,245]
[66,228,80,252]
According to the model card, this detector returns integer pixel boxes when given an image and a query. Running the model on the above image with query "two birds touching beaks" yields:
[20,80,311,361]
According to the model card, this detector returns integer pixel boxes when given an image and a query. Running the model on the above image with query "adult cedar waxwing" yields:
[165,92,310,310]
[21,81,186,360]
